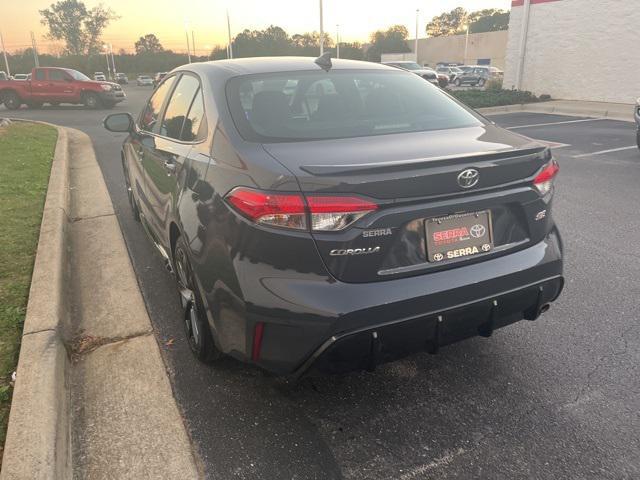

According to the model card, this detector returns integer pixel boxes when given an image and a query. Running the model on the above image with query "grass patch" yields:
[0,122,57,461]
[449,88,545,109]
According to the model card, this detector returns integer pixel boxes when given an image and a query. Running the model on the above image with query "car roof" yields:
[180,57,394,79]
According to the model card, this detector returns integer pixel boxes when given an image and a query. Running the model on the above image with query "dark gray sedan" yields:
[103,56,563,376]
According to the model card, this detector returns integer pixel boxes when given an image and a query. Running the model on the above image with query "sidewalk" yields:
[1,126,201,479]
[477,99,637,122]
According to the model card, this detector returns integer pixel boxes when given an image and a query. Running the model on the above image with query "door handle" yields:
[164,160,176,174]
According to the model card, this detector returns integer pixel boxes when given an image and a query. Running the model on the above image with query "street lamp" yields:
[463,24,470,65]
[102,44,112,80]
[319,0,324,55]
[184,20,192,63]
[415,9,419,64]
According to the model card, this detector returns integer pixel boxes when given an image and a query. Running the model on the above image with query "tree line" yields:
[3,0,509,76]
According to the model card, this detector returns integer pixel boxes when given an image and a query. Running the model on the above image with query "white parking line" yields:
[573,146,638,158]
[505,118,606,130]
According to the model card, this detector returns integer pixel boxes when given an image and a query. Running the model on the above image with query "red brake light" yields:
[225,188,378,231]
[533,160,559,195]
[226,187,307,230]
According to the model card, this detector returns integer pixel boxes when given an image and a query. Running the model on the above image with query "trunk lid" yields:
[263,125,552,283]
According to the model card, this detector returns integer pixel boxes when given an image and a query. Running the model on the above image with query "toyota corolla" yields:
[103,56,564,376]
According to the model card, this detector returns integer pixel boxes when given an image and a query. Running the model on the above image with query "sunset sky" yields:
[2,0,512,54]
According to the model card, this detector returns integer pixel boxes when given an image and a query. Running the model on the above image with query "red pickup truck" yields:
[0,67,126,110]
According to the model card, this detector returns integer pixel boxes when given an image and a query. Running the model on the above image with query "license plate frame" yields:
[425,210,493,263]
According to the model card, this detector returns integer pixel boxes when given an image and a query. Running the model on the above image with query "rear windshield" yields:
[226,70,482,143]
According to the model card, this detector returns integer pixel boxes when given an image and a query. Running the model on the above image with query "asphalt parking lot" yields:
[3,89,640,479]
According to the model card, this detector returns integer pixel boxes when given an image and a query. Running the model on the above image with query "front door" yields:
[142,73,205,246]
[47,69,75,103]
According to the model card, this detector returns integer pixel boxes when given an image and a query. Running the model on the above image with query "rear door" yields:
[143,73,206,240]
[30,69,49,102]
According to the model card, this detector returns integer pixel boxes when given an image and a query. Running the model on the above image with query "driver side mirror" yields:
[103,112,135,133]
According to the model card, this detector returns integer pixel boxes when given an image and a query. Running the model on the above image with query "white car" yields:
[136,75,153,86]
[13,74,29,81]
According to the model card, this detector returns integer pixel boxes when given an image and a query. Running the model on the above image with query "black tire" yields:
[173,236,222,363]
[2,90,22,110]
[83,92,100,109]
[122,158,140,221]
[454,78,461,87]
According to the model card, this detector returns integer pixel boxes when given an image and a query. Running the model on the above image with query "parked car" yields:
[115,73,129,84]
[94,72,107,81]
[453,66,492,87]
[635,97,640,150]
[103,57,563,376]
[436,72,449,88]
[0,67,125,109]
[153,72,168,87]
[437,66,464,83]
[381,61,439,86]
[12,74,29,81]
[137,75,154,86]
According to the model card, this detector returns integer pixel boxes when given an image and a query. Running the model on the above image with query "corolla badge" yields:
[330,246,381,256]
[457,168,479,188]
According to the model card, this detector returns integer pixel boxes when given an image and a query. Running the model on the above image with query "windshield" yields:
[65,69,91,81]
[226,69,482,143]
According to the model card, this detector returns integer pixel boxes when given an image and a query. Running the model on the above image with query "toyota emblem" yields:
[457,168,479,188]
[470,224,486,238]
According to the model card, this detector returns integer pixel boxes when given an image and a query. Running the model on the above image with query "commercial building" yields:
[504,0,640,103]
[382,30,508,69]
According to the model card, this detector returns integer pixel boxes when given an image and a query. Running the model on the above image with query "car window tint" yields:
[49,70,65,82]
[180,88,207,142]
[160,75,200,140]
[227,70,482,143]
[35,70,46,81]
[139,75,176,133]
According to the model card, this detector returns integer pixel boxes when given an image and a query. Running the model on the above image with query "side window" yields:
[139,76,177,133]
[49,70,65,82]
[181,89,207,142]
[35,70,46,81]
[159,75,200,140]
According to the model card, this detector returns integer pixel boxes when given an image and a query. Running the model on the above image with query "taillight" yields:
[533,159,559,195]
[225,188,307,230]
[225,187,378,231]
[306,195,378,231]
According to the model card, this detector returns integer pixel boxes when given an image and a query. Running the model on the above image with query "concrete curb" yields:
[1,125,72,479]
[1,122,200,479]
[477,100,636,123]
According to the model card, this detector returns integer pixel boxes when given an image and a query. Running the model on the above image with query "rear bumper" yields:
[245,228,563,376]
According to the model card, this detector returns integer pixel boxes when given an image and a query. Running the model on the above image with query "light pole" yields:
[103,44,111,79]
[336,24,340,59]
[109,44,116,77]
[319,0,324,55]
[184,21,192,63]
[415,9,419,64]
[464,24,470,64]
[0,30,10,77]
[227,9,233,59]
